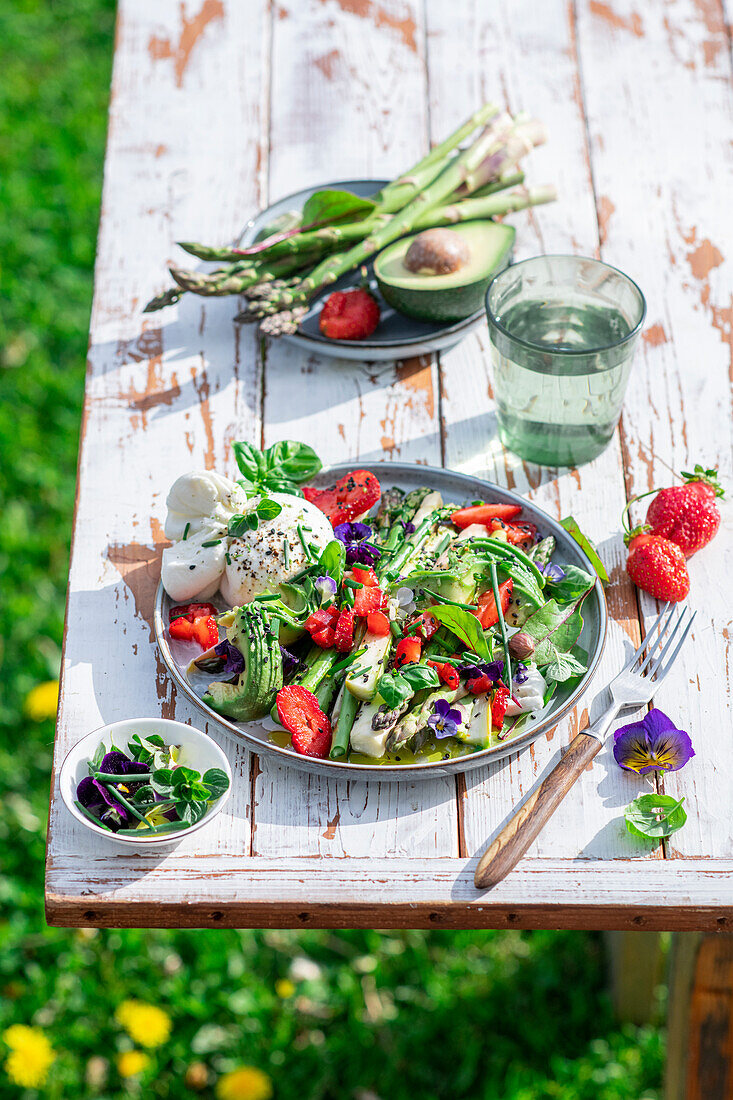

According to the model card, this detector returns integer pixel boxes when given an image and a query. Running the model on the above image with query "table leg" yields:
[665,933,733,1100]
[605,931,663,1024]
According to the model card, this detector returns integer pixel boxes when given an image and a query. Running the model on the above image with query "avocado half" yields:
[374,221,515,323]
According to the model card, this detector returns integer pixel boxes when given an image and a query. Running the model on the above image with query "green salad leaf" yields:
[301,189,377,226]
[427,604,490,658]
[559,516,609,583]
[377,664,440,709]
[232,439,321,498]
[546,564,595,603]
[542,647,587,684]
[624,794,687,839]
[317,540,346,587]
[523,599,585,665]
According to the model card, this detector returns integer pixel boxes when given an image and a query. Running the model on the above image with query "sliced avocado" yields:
[203,605,282,721]
[374,221,515,323]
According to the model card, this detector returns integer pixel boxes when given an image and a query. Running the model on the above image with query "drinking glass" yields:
[485,255,646,466]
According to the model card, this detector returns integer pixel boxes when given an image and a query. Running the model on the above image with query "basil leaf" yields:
[624,794,687,839]
[202,768,230,801]
[232,440,264,486]
[264,440,322,485]
[401,664,440,692]
[132,784,156,804]
[264,474,304,497]
[376,671,414,709]
[547,564,595,603]
[151,768,175,795]
[300,189,376,227]
[256,498,283,522]
[176,800,209,825]
[542,646,587,684]
[228,513,259,536]
[559,516,609,583]
[428,604,490,659]
[317,539,346,587]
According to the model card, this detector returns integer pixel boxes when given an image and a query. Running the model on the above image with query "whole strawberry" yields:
[625,530,690,602]
[646,465,724,557]
[319,287,380,340]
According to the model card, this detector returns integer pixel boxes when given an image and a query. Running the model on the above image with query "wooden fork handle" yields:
[473,732,603,890]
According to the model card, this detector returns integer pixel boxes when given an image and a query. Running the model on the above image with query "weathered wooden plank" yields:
[252,0,459,858]
[46,0,271,886]
[426,0,652,862]
[575,0,733,857]
[46,856,733,930]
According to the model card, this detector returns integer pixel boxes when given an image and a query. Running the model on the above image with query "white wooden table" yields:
[46,0,733,930]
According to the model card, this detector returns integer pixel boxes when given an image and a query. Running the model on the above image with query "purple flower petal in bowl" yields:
[613,709,695,775]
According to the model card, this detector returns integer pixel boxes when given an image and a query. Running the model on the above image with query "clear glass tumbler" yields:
[485,255,646,466]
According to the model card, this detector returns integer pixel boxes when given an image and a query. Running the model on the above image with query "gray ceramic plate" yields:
[238,179,506,361]
[154,463,607,780]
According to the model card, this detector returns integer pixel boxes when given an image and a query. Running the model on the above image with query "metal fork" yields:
[474,603,697,890]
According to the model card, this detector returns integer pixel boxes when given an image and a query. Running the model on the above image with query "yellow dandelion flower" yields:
[115,1001,172,1048]
[117,1050,150,1077]
[2,1026,54,1089]
[24,681,59,722]
[216,1065,273,1100]
[275,978,295,998]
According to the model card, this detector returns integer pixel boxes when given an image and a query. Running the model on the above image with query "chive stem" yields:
[343,577,364,590]
[421,588,478,611]
[283,538,289,568]
[489,559,511,688]
[183,522,190,541]
[329,646,367,675]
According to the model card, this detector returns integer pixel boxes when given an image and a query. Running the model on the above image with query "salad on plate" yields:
[160,441,598,764]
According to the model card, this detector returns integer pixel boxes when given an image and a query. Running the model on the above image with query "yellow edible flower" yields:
[117,1050,150,1077]
[24,680,59,722]
[2,1025,55,1089]
[115,1001,172,1048]
[275,978,295,998]
[216,1065,273,1100]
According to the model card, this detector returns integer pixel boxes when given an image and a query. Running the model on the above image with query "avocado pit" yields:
[404,228,471,276]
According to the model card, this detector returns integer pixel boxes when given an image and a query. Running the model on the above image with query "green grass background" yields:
[0,2,666,1096]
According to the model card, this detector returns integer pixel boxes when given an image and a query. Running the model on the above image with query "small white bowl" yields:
[59,717,232,846]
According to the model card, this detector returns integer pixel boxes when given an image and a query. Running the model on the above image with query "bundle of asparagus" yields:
[144,103,556,335]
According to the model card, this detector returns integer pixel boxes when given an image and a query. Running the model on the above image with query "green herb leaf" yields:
[264,440,322,485]
[89,741,106,774]
[176,800,209,825]
[376,671,414,709]
[256,498,283,522]
[202,768,230,801]
[317,539,346,587]
[151,768,175,795]
[401,664,441,692]
[541,646,587,684]
[559,516,609,583]
[232,440,265,487]
[300,189,377,227]
[546,564,595,603]
[428,604,490,658]
[624,793,687,839]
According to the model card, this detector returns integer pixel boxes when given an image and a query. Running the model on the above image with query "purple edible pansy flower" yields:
[427,697,463,739]
[401,520,416,535]
[76,775,130,830]
[334,522,380,566]
[214,639,245,683]
[513,662,528,684]
[613,709,695,775]
[314,575,337,605]
[98,751,148,778]
[539,561,566,583]
[460,660,504,682]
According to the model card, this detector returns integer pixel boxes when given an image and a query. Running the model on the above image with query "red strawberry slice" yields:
[277,686,333,758]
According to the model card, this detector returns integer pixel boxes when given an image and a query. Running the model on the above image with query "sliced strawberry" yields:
[395,636,422,668]
[489,519,537,548]
[427,660,460,690]
[406,611,439,641]
[192,615,219,649]
[451,503,522,530]
[353,585,387,617]
[491,684,511,730]
[311,625,336,648]
[466,674,494,695]
[169,616,196,641]
[277,686,332,758]
[366,610,390,636]
[305,607,339,635]
[333,607,355,653]
[352,565,379,587]
[169,602,218,622]
[475,579,513,629]
[303,470,381,525]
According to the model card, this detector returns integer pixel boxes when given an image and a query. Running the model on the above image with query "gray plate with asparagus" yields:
[154,463,607,780]
[145,104,556,359]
